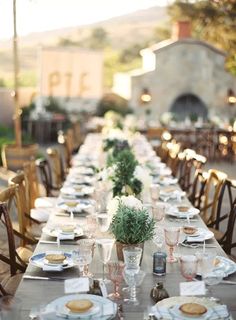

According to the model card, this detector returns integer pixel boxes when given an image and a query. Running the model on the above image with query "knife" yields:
[23,275,66,281]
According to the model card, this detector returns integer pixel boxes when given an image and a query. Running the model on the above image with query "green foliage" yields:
[110,203,155,244]
[96,93,131,117]
[110,149,142,197]
[21,101,36,121]
[168,0,236,76]
[105,139,131,167]
[44,97,67,115]
[0,126,14,166]
[0,78,6,87]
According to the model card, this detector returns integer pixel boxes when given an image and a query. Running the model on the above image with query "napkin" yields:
[187,235,205,243]
[210,305,229,319]
[58,233,75,240]
[92,303,115,319]
[150,306,173,319]
[30,208,50,222]
[42,265,63,272]
[35,197,57,208]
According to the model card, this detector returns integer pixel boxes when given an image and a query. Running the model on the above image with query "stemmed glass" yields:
[97,212,110,233]
[96,238,115,283]
[152,202,166,222]
[123,247,142,270]
[150,184,160,203]
[153,227,164,252]
[180,255,198,281]
[164,227,180,263]
[107,261,125,300]
[123,269,146,305]
[72,247,92,277]
[85,214,97,238]
[76,239,95,277]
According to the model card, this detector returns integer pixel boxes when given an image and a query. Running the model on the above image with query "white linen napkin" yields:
[210,305,229,319]
[35,197,57,208]
[30,208,50,222]
[42,265,63,272]
[58,233,75,240]
[151,306,173,319]
[187,235,205,242]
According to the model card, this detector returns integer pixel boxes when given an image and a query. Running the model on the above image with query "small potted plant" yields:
[109,196,155,262]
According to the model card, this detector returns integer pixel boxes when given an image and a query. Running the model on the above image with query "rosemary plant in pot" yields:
[109,196,155,263]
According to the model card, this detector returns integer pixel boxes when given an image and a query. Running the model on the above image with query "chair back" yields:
[0,197,26,275]
[23,160,40,210]
[200,169,227,225]
[47,147,64,188]
[35,158,53,196]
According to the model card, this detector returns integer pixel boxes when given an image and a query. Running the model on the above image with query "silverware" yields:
[23,275,66,281]
[219,280,236,285]
[39,240,78,245]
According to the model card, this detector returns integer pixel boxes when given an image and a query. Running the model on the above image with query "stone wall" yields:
[130,40,236,119]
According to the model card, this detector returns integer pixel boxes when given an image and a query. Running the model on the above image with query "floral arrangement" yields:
[109,195,155,244]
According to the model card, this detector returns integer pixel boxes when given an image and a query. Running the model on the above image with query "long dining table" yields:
[15,133,236,319]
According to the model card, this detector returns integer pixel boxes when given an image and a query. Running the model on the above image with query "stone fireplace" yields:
[113,21,236,120]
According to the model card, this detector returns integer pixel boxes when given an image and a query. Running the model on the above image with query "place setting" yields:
[60,185,94,199]
[42,223,84,240]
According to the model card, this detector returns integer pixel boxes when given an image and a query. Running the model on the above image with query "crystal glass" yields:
[123,269,146,305]
[96,238,115,282]
[85,214,98,238]
[72,247,92,277]
[150,184,160,202]
[196,252,216,275]
[97,212,110,233]
[123,247,142,271]
[153,227,164,252]
[180,255,198,281]
[77,238,95,277]
[152,202,167,222]
[107,261,125,300]
[164,227,180,263]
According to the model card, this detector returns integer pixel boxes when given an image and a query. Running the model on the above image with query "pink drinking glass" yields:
[180,255,198,281]
[164,227,180,263]
[107,261,125,300]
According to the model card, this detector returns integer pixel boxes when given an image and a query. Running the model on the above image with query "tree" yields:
[88,27,109,49]
[168,0,236,75]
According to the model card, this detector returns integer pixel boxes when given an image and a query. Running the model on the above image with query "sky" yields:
[0,0,169,40]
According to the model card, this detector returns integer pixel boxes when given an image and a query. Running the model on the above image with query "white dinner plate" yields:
[46,294,117,319]
[182,227,214,240]
[60,186,94,197]
[29,251,75,270]
[42,225,83,238]
[166,205,199,218]
[154,177,178,186]
[57,199,92,212]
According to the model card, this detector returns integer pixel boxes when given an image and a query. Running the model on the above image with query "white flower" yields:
[134,165,152,189]
[120,195,143,210]
[160,112,173,125]
[107,197,120,216]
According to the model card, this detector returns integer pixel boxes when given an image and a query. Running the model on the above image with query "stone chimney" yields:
[172,20,192,40]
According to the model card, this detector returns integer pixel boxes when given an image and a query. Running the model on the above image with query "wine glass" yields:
[97,212,110,233]
[180,255,198,281]
[107,261,125,300]
[123,269,146,305]
[85,214,98,238]
[153,227,164,252]
[152,202,167,222]
[150,184,160,202]
[96,238,115,282]
[164,227,180,263]
[72,247,92,277]
[123,247,142,271]
[77,239,95,277]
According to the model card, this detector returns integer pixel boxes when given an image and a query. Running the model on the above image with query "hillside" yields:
[0,6,168,87]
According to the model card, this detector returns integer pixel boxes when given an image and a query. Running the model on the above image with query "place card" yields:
[64,277,89,294]
[180,281,206,296]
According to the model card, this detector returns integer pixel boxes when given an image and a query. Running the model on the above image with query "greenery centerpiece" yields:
[108,195,155,262]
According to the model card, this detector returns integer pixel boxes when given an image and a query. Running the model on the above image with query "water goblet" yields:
[96,238,115,282]
[97,212,110,233]
[123,269,146,305]
[77,238,95,277]
[107,261,125,300]
[72,247,92,277]
[123,247,143,270]
[152,227,164,252]
[150,184,160,202]
[180,255,198,281]
[164,227,180,263]
[152,202,167,222]
[85,214,98,238]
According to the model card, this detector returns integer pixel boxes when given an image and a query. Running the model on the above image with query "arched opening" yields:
[170,94,208,121]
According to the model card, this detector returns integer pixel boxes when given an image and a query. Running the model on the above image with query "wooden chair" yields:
[47,147,65,189]
[23,161,40,211]
[35,158,59,197]
[208,179,236,255]
[58,129,75,169]
[197,169,227,225]
[8,173,40,246]
[0,202,27,295]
